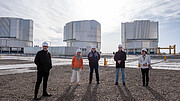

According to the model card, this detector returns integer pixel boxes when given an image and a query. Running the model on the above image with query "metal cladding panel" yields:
[19,20,24,40]
[65,47,78,55]
[0,39,8,47]
[10,18,19,38]
[142,41,150,48]
[7,39,25,47]
[121,23,125,43]
[134,20,150,39]
[150,41,158,48]
[64,20,101,42]
[50,47,66,55]
[63,26,66,40]
[125,23,134,40]
[0,39,32,47]
[28,20,33,41]
[18,19,33,41]
[126,42,134,49]
[24,47,41,54]
[149,22,158,39]
[122,20,158,50]
[0,18,10,37]
[23,20,30,41]
[64,23,73,40]
[134,41,142,48]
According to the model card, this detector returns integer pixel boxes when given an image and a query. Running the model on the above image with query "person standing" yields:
[139,48,151,86]
[114,44,126,85]
[34,42,52,100]
[71,49,83,84]
[88,45,100,84]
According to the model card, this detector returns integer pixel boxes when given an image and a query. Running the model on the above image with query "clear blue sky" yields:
[0,0,179,53]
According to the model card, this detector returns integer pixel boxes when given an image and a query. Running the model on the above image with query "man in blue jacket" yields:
[88,45,100,84]
[114,44,126,85]
[34,42,52,100]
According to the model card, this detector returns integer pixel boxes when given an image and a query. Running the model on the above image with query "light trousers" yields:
[71,70,80,83]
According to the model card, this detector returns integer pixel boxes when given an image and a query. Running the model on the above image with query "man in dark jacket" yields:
[88,45,100,84]
[34,42,52,100]
[114,44,126,85]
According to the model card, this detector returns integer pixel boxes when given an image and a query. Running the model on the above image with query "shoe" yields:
[123,83,126,86]
[115,82,118,85]
[146,83,148,86]
[97,82,100,84]
[34,97,39,100]
[42,93,52,97]
[89,81,92,84]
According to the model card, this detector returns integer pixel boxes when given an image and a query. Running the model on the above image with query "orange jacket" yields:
[71,54,83,69]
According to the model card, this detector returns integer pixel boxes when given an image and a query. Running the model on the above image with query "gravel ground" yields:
[0,65,180,101]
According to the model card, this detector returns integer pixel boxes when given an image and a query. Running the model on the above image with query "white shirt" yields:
[139,54,151,69]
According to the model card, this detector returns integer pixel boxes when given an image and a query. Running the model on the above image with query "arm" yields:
[71,56,75,69]
[34,52,41,67]
[81,57,83,70]
[97,52,100,61]
[139,57,143,67]
[87,53,90,61]
[114,53,118,62]
[49,53,52,69]
[147,56,151,65]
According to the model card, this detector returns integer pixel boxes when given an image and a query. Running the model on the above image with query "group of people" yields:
[33,41,151,100]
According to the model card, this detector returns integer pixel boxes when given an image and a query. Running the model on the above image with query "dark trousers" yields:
[141,68,149,86]
[35,71,49,96]
[89,66,99,82]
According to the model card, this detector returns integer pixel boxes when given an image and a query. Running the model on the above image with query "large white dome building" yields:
[64,20,101,55]
[121,20,159,54]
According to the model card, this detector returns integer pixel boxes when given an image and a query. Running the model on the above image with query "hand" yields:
[143,63,147,66]
[118,60,121,64]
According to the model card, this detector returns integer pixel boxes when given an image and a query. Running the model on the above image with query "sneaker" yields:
[34,97,39,100]
[115,82,118,85]
[97,82,100,84]
[89,81,92,84]
[42,93,52,97]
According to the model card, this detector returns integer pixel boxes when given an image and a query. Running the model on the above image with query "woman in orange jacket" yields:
[71,49,83,84]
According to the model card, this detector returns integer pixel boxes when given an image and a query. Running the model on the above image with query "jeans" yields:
[71,70,80,83]
[35,71,49,96]
[141,68,149,86]
[115,68,125,83]
[89,66,99,82]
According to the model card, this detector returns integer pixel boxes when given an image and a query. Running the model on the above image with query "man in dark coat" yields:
[114,44,126,85]
[88,45,100,84]
[34,42,52,100]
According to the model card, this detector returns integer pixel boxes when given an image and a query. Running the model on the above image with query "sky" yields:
[0,0,180,53]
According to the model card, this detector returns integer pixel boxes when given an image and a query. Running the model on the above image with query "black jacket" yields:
[34,50,52,72]
[114,50,126,68]
[88,51,100,67]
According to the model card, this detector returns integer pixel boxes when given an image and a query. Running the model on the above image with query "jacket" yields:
[72,54,83,69]
[139,54,151,69]
[34,50,52,72]
[88,50,100,67]
[114,50,126,68]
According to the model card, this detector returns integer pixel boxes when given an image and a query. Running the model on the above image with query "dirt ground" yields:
[0,65,180,101]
